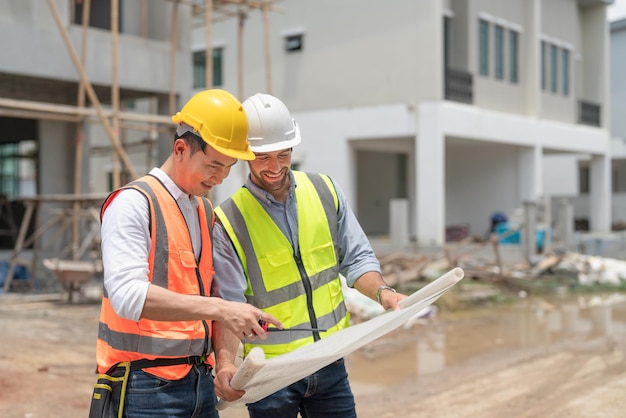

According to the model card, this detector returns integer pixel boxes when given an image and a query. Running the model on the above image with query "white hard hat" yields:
[242,93,301,152]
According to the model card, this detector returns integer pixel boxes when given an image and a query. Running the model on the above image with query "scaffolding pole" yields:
[46,0,138,180]
[169,0,180,116]
[111,0,121,190]
[72,0,91,260]
[206,0,214,88]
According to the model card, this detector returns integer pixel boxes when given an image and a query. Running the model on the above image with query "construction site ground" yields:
[2,279,626,418]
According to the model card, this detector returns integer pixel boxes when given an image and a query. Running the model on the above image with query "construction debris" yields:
[387,248,626,286]
[365,238,626,322]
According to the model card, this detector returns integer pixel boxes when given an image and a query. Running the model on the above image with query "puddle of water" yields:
[346,293,626,390]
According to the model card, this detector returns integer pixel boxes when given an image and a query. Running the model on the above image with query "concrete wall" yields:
[448,0,470,70]
[0,0,192,95]
[543,154,581,197]
[39,120,76,195]
[580,4,610,117]
[207,0,442,109]
[446,142,520,237]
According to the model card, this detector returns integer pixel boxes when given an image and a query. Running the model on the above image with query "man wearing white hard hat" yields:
[212,93,406,417]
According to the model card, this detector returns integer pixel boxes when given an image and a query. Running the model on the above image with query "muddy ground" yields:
[2,286,626,418]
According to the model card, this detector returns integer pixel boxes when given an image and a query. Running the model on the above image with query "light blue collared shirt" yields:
[212,171,381,303]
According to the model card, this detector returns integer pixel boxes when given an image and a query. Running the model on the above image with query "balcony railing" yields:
[445,68,473,104]
[578,100,601,127]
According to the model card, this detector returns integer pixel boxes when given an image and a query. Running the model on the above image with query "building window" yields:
[193,51,205,89]
[285,34,303,52]
[443,16,451,69]
[494,25,504,80]
[541,41,547,90]
[562,48,570,96]
[73,0,117,31]
[479,20,489,76]
[192,47,223,89]
[0,141,36,200]
[212,47,223,86]
[550,44,558,93]
[509,30,518,83]
[0,143,19,200]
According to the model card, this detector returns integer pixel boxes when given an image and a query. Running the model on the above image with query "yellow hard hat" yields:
[172,89,255,160]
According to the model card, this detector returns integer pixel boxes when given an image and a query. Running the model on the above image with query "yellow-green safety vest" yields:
[215,171,351,358]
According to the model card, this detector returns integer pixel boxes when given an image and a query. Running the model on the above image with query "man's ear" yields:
[174,137,187,156]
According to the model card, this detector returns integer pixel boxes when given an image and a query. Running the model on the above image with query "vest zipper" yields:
[294,252,321,342]
[186,198,210,360]
[196,266,210,358]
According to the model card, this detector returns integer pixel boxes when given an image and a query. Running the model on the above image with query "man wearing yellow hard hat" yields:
[90,89,282,418]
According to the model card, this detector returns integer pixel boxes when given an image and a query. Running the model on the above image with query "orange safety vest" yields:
[96,174,215,380]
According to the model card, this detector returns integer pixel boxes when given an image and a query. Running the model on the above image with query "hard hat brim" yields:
[212,144,256,161]
[173,120,256,160]
[249,124,301,153]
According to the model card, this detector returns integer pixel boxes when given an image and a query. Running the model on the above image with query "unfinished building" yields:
[0,0,280,295]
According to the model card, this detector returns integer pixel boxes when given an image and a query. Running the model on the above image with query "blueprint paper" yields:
[221,267,464,408]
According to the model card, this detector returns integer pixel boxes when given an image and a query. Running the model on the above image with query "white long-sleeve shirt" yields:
[100,168,202,321]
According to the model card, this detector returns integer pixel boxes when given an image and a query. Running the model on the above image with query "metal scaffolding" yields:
[0,0,284,294]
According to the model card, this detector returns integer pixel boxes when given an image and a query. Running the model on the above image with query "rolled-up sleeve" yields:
[101,189,151,321]
[333,181,382,287]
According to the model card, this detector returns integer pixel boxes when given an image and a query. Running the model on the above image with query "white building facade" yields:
[195,0,613,247]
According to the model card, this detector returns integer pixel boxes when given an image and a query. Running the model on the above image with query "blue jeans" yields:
[123,363,217,418]
[247,358,356,418]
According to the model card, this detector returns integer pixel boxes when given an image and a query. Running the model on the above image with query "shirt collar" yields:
[149,167,187,200]
[245,171,297,204]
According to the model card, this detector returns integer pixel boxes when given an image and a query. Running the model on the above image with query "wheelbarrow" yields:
[42,258,103,303]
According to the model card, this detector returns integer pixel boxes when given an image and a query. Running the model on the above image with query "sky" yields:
[608,0,626,22]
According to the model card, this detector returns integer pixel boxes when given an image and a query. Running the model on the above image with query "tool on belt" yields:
[88,356,207,418]
[88,362,130,418]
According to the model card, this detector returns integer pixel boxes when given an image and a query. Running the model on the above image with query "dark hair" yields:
[175,131,207,155]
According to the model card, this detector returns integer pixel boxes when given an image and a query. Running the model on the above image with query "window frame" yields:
[509,30,519,83]
[494,24,505,80]
[192,46,224,89]
[479,19,490,76]
[562,48,570,96]
[285,34,304,52]
[550,44,558,94]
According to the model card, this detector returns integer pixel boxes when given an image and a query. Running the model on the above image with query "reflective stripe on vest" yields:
[96,175,215,379]
[216,171,351,359]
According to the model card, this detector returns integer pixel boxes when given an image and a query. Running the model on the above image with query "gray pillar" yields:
[543,196,551,254]
[558,198,574,251]
[390,198,410,252]
[157,96,174,166]
[523,201,537,263]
